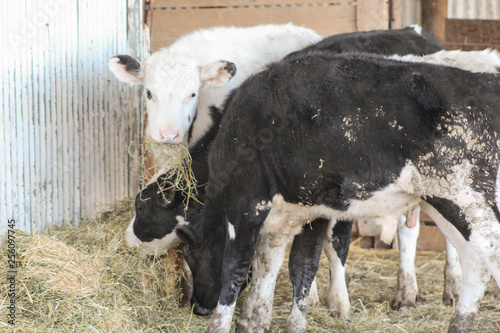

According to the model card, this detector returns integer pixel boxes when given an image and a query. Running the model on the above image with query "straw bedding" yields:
[2,196,499,332]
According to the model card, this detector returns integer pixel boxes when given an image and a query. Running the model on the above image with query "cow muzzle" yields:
[158,128,181,143]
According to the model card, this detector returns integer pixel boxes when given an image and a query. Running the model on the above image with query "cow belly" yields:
[265,165,421,244]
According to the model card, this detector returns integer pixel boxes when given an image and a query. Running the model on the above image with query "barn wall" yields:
[448,0,500,20]
[151,0,394,51]
[0,0,149,236]
[445,0,500,50]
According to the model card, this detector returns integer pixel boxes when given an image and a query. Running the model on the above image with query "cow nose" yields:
[192,299,213,316]
[158,128,180,143]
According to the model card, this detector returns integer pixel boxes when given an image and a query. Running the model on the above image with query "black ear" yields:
[109,55,143,84]
[176,224,202,246]
[200,60,237,86]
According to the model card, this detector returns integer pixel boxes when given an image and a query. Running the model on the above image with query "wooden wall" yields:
[151,0,398,51]
[445,19,500,50]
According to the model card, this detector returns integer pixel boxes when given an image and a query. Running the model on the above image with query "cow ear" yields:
[200,60,237,87]
[158,180,176,207]
[176,224,201,246]
[109,55,144,84]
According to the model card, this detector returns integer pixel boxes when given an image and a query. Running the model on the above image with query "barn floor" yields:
[2,197,500,332]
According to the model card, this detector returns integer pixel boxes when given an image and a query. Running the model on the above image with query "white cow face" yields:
[109,53,236,143]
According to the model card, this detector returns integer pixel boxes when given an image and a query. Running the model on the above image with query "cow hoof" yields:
[236,321,269,333]
[443,294,458,306]
[448,312,475,333]
[328,309,350,320]
[391,299,416,311]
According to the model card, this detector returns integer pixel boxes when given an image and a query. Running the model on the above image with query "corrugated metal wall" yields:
[400,0,500,27]
[448,0,500,20]
[0,0,149,236]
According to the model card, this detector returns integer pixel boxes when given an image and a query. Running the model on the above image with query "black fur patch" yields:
[409,72,447,135]
[330,220,353,266]
[426,197,471,241]
[115,55,141,73]
[222,61,236,78]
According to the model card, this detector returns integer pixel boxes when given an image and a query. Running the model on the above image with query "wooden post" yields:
[390,0,402,29]
[421,0,447,43]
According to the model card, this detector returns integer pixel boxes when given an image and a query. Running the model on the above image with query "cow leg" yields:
[443,239,461,305]
[392,214,419,309]
[307,278,320,307]
[323,219,352,319]
[285,219,329,333]
[207,199,271,333]
[180,258,193,307]
[237,195,308,333]
[236,230,291,333]
[420,201,491,333]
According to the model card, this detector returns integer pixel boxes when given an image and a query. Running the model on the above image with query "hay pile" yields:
[2,197,499,332]
[0,198,209,332]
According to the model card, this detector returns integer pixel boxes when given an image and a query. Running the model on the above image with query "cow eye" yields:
[185,92,197,103]
[145,89,152,100]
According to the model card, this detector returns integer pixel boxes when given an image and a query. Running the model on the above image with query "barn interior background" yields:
[1,0,500,332]
[1,0,499,242]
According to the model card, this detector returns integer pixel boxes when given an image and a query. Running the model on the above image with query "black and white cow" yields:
[126,107,223,254]
[125,26,447,318]
[126,29,500,321]
[109,24,321,146]
[177,51,500,333]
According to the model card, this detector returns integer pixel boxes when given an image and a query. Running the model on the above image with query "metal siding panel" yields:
[0,0,147,236]
[448,0,500,19]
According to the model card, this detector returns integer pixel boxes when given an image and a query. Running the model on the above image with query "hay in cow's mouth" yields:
[142,137,200,209]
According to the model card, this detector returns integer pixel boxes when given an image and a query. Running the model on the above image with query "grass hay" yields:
[142,137,200,208]
[21,235,101,297]
[1,197,499,332]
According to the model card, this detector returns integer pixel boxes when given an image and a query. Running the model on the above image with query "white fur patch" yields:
[393,215,419,307]
[238,230,289,332]
[284,299,307,333]
[322,239,350,319]
[388,49,500,74]
[125,217,142,247]
[227,222,236,240]
[496,163,500,214]
[133,24,321,146]
[208,303,236,333]
[420,201,491,317]
[125,215,188,256]
[410,24,422,35]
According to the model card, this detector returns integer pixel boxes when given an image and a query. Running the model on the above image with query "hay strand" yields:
[142,138,200,209]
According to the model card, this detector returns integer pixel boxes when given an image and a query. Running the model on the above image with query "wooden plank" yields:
[445,19,500,45]
[421,0,447,43]
[417,225,446,252]
[152,5,357,51]
[356,0,389,32]
[154,0,354,8]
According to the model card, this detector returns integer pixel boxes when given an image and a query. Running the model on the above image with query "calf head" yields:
[125,174,203,255]
[109,53,236,143]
